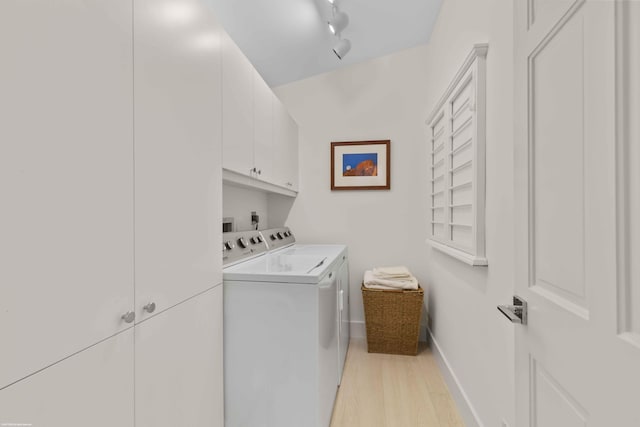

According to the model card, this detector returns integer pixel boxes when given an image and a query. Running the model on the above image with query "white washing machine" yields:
[222,227,349,427]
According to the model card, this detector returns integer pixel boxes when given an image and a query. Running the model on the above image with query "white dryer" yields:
[222,228,349,427]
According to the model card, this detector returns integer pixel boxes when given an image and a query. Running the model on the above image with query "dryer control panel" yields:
[223,230,269,266]
[259,227,295,251]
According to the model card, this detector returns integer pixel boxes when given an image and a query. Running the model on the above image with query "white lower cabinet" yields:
[136,286,224,427]
[0,330,135,427]
[0,287,223,427]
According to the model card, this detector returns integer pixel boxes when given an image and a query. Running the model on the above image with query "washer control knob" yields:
[270,234,277,240]
[238,238,248,248]
[224,241,235,250]
[257,235,264,243]
[277,232,284,239]
[251,236,259,244]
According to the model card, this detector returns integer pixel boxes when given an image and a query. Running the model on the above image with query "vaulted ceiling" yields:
[206,0,443,87]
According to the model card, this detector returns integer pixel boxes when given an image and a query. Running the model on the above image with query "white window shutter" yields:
[426,44,488,266]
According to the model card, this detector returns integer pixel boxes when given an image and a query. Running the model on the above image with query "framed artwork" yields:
[330,140,390,190]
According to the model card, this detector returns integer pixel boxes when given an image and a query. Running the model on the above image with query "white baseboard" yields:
[427,329,484,427]
[349,320,428,341]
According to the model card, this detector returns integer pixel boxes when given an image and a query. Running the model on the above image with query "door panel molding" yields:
[530,357,588,427]
[527,0,585,38]
[527,5,589,316]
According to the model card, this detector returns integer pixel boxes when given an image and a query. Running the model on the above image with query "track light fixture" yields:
[326,3,351,60]
[327,11,348,36]
[333,38,351,60]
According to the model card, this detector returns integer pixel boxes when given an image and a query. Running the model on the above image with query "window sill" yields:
[427,239,488,266]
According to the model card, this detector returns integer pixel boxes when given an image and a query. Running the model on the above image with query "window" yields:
[427,44,488,266]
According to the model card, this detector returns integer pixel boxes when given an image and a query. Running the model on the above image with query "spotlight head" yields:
[327,11,349,35]
[333,38,351,60]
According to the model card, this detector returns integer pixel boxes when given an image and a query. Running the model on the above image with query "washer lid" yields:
[223,252,334,284]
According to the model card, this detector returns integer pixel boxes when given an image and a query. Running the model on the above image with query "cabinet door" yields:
[0,330,134,427]
[0,0,134,389]
[253,70,273,182]
[134,0,222,320]
[136,285,223,427]
[273,97,299,191]
[222,32,255,176]
[285,110,300,191]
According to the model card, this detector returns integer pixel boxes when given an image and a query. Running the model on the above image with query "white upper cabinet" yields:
[222,32,254,177]
[273,96,300,191]
[134,0,223,319]
[253,70,274,183]
[0,0,135,389]
[221,32,299,195]
[135,286,223,427]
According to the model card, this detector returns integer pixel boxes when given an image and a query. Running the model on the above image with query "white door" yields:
[135,285,223,427]
[134,0,222,320]
[222,32,255,176]
[273,97,300,191]
[513,1,640,425]
[0,330,134,427]
[253,70,274,182]
[0,0,134,389]
[285,113,300,191]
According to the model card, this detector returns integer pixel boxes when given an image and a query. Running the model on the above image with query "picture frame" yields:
[331,140,391,190]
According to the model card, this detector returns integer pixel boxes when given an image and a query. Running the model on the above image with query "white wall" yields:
[274,43,433,328]
[222,184,269,231]
[274,0,515,425]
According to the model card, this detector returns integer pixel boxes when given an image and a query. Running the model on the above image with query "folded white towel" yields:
[363,270,419,290]
[372,265,412,279]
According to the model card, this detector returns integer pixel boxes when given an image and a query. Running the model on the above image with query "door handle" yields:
[498,296,527,325]
[143,302,156,314]
[121,311,135,324]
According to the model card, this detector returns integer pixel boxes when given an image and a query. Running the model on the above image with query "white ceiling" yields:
[205,0,444,87]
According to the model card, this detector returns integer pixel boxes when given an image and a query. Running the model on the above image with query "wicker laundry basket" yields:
[361,284,424,356]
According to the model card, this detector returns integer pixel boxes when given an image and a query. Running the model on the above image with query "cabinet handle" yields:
[143,302,156,314]
[121,311,135,324]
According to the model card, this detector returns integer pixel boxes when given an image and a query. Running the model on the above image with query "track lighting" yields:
[327,11,348,35]
[333,38,351,60]
[325,2,352,60]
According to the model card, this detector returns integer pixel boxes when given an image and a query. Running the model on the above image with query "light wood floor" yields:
[330,339,464,427]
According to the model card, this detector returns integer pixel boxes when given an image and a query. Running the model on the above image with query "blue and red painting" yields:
[342,153,378,176]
